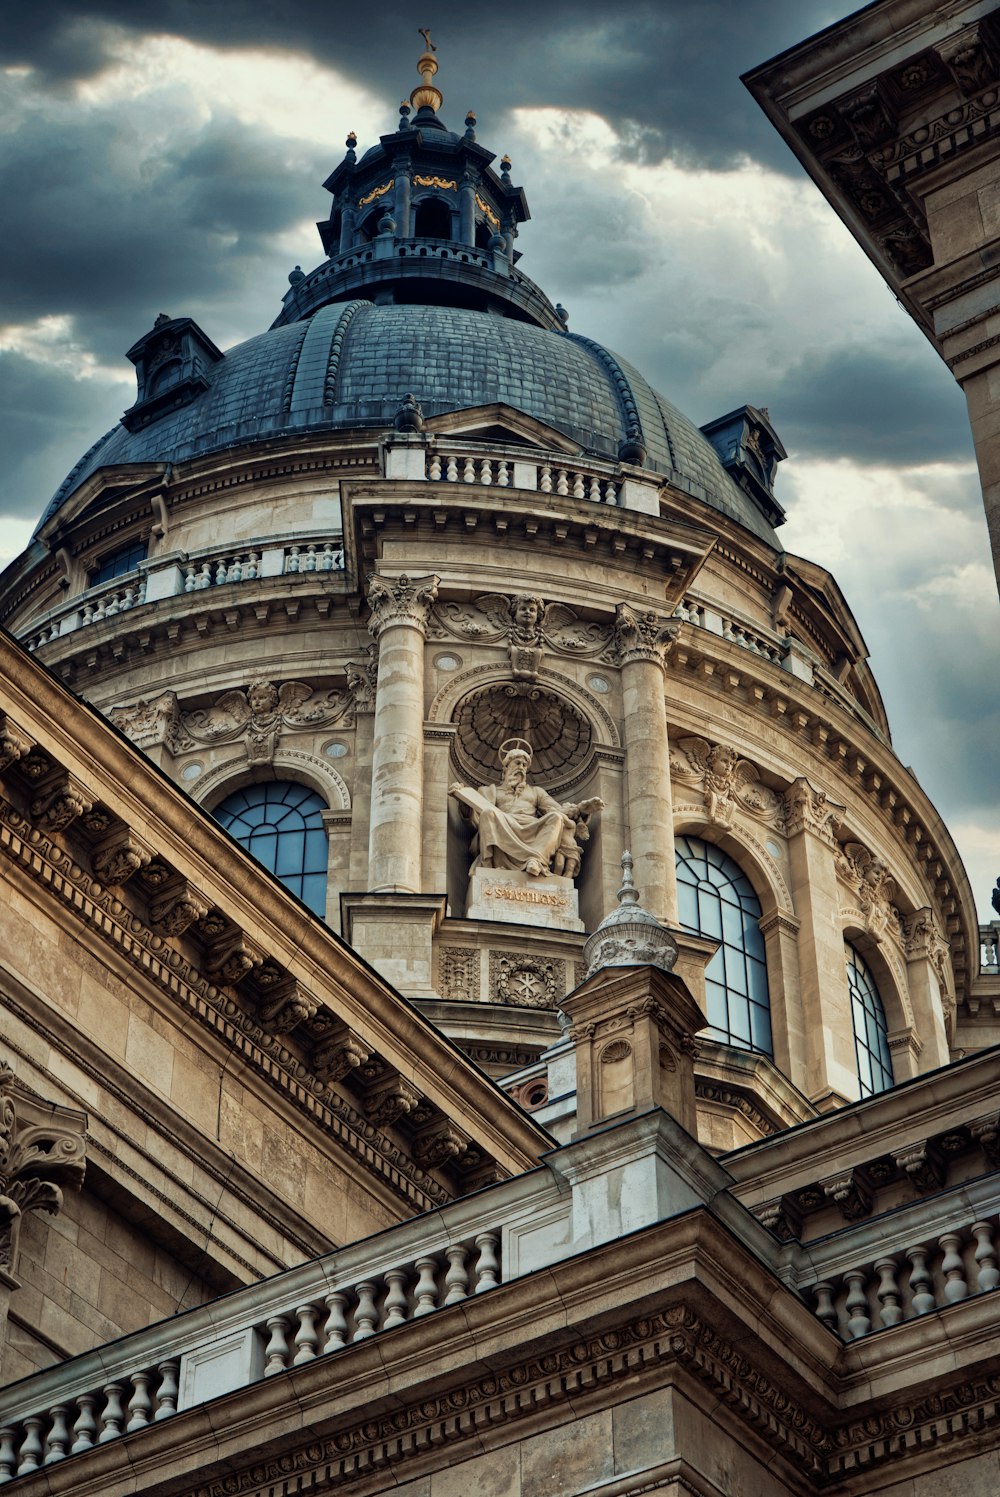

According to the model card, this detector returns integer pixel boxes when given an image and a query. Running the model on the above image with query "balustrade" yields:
[0,1231,498,1483]
[980,924,1000,974]
[810,1216,1000,1341]
[425,449,619,503]
[17,538,345,652]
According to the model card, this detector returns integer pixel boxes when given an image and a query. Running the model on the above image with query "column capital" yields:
[0,1065,87,1281]
[613,602,677,667]
[782,775,844,844]
[367,572,440,639]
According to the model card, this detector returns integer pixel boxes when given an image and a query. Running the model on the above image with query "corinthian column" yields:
[615,604,678,923]
[366,573,439,893]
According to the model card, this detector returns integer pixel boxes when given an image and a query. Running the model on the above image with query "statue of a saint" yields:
[450,738,602,879]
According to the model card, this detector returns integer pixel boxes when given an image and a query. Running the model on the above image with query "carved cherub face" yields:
[512,596,542,633]
[247,680,278,714]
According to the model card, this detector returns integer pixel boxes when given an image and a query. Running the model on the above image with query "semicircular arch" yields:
[191,746,351,814]
[672,813,793,919]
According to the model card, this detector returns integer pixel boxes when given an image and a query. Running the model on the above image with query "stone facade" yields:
[0,29,998,1497]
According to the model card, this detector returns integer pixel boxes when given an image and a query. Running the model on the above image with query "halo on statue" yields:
[498,737,533,765]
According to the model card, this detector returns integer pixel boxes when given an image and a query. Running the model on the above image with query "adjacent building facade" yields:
[0,26,997,1497]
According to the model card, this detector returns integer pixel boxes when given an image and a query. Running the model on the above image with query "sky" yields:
[0,1,996,919]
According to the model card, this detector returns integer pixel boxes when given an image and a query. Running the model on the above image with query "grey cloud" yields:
[0,353,125,519]
[0,1,840,174]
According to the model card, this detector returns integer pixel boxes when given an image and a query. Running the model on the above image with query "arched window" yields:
[91,538,147,585]
[213,782,328,918]
[414,196,452,239]
[675,835,772,1056]
[846,943,894,1097]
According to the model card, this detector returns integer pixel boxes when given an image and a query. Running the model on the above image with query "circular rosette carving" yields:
[452,682,592,787]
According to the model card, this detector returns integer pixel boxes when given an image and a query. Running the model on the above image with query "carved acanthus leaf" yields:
[613,602,676,666]
[92,832,151,886]
[29,773,92,833]
[367,573,440,637]
[258,980,318,1034]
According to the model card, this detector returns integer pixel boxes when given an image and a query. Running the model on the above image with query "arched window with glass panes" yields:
[674,835,772,1056]
[212,782,328,918]
[845,943,894,1097]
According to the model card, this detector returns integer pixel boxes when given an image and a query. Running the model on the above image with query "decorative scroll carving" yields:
[345,652,377,715]
[180,680,349,767]
[108,692,193,754]
[204,938,257,985]
[258,980,318,1035]
[313,1028,370,1086]
[430,593,613,680]
[91,831,150,886]
[489,952,563,1008]
[783,777,842,844]
[148,880,208,937]
[891,1142,945,1194]
[439,947,480,1000]
[28,773,92,833]
[412,1125,467,1167]
[0,715,30,774]
[367,573,440,637]
[669,736,784,830]
[821,1169,872,1222]
[0,1064,87,1277]
[935,22,1000,96]
[613,602,677,666]
[364,1077,421,1128]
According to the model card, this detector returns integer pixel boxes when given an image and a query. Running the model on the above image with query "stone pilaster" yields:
[0,1065,87,1376]
[366,574,439,894]
[614,604,678,923]
[904,907,953,1067]
[782,777,854,1108]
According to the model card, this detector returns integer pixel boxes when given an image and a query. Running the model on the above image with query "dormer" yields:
[700,404,787,528]
[121,314,224,433]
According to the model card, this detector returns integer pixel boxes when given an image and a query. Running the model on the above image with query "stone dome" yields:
[35,299,781,545]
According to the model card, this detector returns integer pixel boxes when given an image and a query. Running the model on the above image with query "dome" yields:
[34,299,780,545]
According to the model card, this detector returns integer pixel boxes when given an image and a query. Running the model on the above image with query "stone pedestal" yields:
[465,867,583,931]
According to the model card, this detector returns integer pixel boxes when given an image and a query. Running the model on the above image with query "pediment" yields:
[424,403,582,455]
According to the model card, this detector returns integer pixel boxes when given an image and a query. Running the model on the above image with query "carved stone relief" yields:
[0,1063,87,1278]
[489,952,565,1008]
[111,680,350,766]
[669,736,784,830]
[429,593,614,682]
[836,839,903,945]
[439,946,480,1001]
[783,777,843,844]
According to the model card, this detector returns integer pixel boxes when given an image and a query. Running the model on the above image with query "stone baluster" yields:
[446,455,458,482]
[813,1282,837,1330]
[155,1360,179,1419]
[227,556,242,582]
[845,1271,871,1339]
[383,1268,409,1327]
[605,480,617,505]
[0,1428,15,1481]
[245,551,259,579]
[413,1257,439,1316]
[214,558,228,585]
[44,1407,69,1463]
[353,1282,379,1339]
[481,459,493,486]
[444,1245,469,1304]
[286,545,301,573]
[556,467,569,495]
[319,544,335,571]
[293,1304,320,1363]
[263,1315,291,1375]
[366,573,439,893]
[302,545,318,572]
[16,1418,44,1474]
[906,1246,936,1314]
[98,1384,125,1442]
[71,1395,97,1452]
[323,1290,350,1351]
[474,1232,500,1292]
[588,476,601,502]
[463,457,476,483]
[497,460,510,486]
[428,453,442,480]
[973,1220,999,1291]
[939,1232,968,1302]
[572,471,585,498]
[126,1371,152,1431]
[540,463,552,493]
[614,603,678,922]
[874,1258,903,1326]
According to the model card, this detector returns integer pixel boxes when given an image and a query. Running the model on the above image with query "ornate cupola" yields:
[274,30,559,329]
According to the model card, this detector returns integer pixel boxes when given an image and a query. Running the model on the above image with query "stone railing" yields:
[0,1212,503,1483]
[425,448,620,504]
[673,597,784,666]
[981,923,1000,974]
[808,1213,1000,1342]
[19,537,345,652]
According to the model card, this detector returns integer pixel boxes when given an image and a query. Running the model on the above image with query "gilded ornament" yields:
[357,179,394,207]
[414,175,457,191]
[475,193,500,228]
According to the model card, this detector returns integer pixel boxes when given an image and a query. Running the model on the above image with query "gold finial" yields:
[411,26,443,115]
